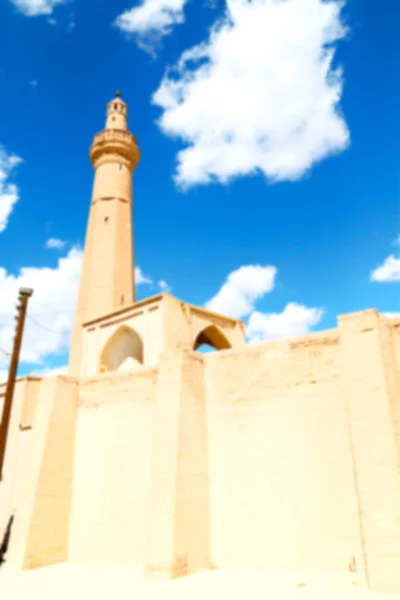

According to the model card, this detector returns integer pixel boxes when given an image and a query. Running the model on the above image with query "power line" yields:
[26,315,72,335]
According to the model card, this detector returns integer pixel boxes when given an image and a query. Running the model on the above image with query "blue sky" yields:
[0,0,399,378]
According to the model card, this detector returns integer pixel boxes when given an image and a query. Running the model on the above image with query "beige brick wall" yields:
[68,369,156,564]
[0,378,43,571]
[146,351,211,578]
[204,331,364,574]
[23,377,79,569]
[339,311,400,593]
[2,309,400,593]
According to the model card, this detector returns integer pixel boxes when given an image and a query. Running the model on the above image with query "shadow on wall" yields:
[99,325,144,373]
[193,325,232,353]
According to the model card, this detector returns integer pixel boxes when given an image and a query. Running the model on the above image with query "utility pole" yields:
[0,287,33,481]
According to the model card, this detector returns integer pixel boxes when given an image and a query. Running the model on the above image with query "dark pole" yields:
[0,287,33,481]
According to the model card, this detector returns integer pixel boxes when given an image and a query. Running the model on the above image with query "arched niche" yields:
[193,325,232,353]
[99,325,144,373]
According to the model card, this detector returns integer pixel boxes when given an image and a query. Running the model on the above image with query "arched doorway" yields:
[99,326,144,373]
[193,325,232,353]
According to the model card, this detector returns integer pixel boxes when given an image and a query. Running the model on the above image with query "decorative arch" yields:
[193,325,232,352]
[99,325,144,373]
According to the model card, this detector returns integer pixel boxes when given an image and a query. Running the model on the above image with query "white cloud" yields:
[384,312,400,319]
[247,303,324,343]
[153,0,349,188]
[370,255,400,282]
[9,0,65,16]
[114,0,187,50]
[135,268,170,292]
[0,247,83,368]
[135,266,152,285]
[158,279,171,292]
[45,237,67,250]
[205,263,324,343]
[205,264,277,319]
[0,147,22,234]
[0,252,159,371]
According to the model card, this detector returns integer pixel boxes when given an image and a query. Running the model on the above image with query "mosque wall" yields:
[0,376,78,571]
[0,378,38,569]
[81,297,164,378]
[204,330,364,574]
[1,309,400,592]
[68,368,157,565]
[338,311,400,592]
[203,309,400,592]
[80,293,246,380]
[161,293,246,354]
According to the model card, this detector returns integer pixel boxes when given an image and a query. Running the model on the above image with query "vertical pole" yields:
[0,287,33,481]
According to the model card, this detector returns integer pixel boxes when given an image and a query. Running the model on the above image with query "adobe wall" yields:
[0,376,79,571]
[68,368,157,565]
[204,329,365,575]
[80,293,245,380]
[1,309,400,593]
[202,310,400,592]
[338,311,400,593]
[162,293,246,353]
[146,351,211,578]
[82,297,164,378]
[0,378,41,569]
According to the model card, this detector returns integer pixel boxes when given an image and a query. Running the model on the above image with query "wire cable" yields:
[26,315,72,335]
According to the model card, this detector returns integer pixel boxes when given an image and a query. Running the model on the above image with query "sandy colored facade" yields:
[1,94,400,594]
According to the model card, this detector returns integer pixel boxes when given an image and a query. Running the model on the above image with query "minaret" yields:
[68,91,140,377]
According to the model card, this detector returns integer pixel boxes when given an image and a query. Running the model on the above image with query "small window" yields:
[114,103,118,110]
[105,217,109,223]
[121,295,124,305]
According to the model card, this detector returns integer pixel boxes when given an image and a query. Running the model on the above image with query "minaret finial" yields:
[116,89,122,98]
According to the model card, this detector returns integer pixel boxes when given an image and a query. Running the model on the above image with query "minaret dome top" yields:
[105,91,128,131]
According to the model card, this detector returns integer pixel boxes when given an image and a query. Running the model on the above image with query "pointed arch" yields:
[193,325,232,352]
[99,325,144,373]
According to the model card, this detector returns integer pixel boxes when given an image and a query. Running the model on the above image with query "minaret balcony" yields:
[90,129,140,170]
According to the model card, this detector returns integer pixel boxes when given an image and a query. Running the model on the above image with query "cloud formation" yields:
[0,249,167,372]
[370,254,400,282]
[0,147,22,233]
[0,247,82,367]
[369,233,400,283]
[247,303,324,343]
[205,263,324,342]
[206,264,277,319]
[135,266,153,285]
[9,0,65,16]
[158,279,171,292]
[153,0,349,188]
[114,0,187,52]
[46,237,67,250]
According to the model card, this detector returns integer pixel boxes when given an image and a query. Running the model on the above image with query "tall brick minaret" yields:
[68,92,140,377]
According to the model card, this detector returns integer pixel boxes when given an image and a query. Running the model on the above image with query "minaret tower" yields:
[68,91,140,377]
